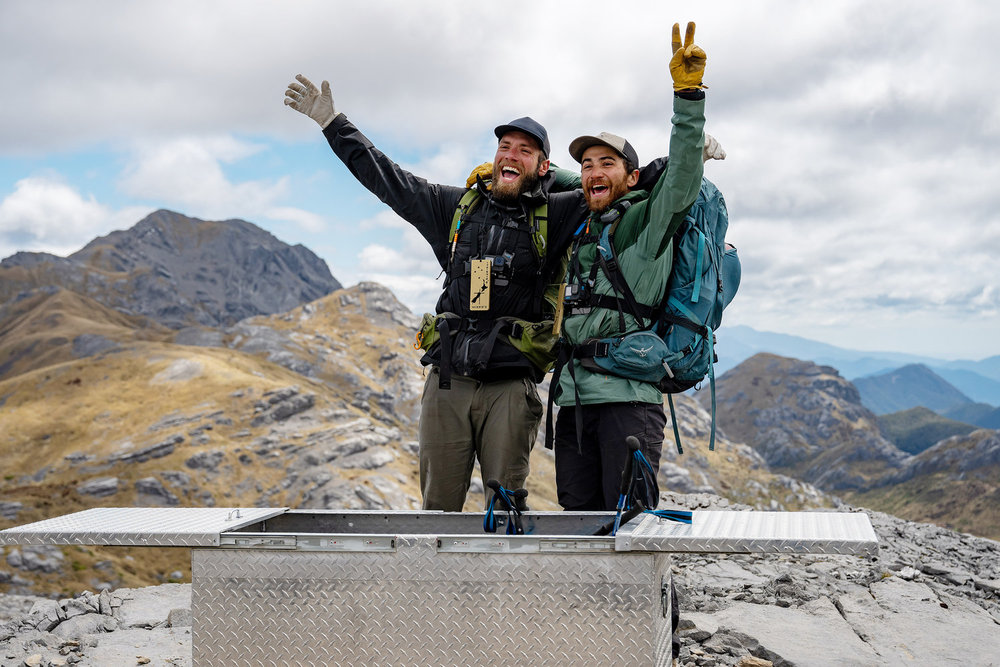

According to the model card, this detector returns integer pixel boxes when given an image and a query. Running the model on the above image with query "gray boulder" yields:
[7,544,65,572]
[184,450,225,471]
[0,501,23,521]
[75,477,119,497]
[134,477,180,506]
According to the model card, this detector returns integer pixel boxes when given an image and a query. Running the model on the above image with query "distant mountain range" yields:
[716,324,1000,407]
[853,364,974,415]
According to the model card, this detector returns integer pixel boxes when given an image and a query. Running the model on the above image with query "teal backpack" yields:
[576,177,740,452]
[658,178,739,451]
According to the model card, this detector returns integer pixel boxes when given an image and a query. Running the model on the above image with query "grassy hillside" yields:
[877,406,977,454]
[0,288,170,382]
[848,475,1000,541]
[0,285,581,595]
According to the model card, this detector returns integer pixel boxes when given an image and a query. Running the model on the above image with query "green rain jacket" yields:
[553,94,706,406]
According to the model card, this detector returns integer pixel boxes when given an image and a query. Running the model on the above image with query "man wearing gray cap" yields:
[284,76,589,511]
[549,22,709,512]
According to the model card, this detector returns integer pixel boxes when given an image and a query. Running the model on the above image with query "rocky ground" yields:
[668,493,1000,666]
[0,585,189,666]
[2,496,998,667]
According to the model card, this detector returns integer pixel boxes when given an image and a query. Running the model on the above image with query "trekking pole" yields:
[631,445,660,510]
[511,489,528,535]
[611,436,641,536]
[645,509,693,524]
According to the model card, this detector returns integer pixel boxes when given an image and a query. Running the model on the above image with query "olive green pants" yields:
[418,368,543,511]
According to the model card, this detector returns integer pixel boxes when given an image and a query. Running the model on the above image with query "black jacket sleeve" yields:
[322,114,465,267]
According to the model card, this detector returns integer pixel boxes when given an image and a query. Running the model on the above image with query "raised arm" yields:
[642,22,708,239]
[283,75,463,264]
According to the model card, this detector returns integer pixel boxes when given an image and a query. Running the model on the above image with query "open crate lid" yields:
[615,510,878,556]
[0,507,287,547]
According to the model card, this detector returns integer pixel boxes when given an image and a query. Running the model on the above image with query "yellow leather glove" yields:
[466,162,493,188]
[670,22,707,91]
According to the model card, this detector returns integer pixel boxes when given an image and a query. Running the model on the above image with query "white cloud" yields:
[352,209,446,313]
[0,175,149,257]
[357,209,411,233]
[264,206,328,234]
[117,135,288,220]
[359,212,440,263]
[401,142,489,190]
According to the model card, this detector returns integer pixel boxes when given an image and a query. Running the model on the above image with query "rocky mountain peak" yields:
[0,209,342,329]
[704,353,909,491]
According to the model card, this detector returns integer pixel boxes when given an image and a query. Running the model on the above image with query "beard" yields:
[491,161,541,203]
[584,176,631,213]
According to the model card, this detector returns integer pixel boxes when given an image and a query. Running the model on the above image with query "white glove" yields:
[284,74,338,129]
[703,133,726,162]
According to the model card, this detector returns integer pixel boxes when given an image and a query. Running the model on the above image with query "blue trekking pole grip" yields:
[484,479,504,533]
[486,479,523,535]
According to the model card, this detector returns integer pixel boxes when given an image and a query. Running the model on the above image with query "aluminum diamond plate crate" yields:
[0,507,877,665]
[199,509,872,665]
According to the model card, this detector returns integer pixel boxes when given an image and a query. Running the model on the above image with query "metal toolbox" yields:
[1,507,878,666]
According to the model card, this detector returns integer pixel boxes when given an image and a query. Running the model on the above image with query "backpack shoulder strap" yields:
[445,187,485,278]
[594,217,652,331]
[528,201,548,262]
[450,188,482,242]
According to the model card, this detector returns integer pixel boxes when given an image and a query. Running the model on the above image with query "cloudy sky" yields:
[1,1,997,361]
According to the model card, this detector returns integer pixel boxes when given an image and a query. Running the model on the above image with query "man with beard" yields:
[549,22,709,513]
[284,76,589,511]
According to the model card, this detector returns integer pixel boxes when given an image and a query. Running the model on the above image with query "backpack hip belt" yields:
[420,315,534,389]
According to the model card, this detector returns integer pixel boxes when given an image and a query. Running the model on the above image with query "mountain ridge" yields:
[0,209,341,329]
[701,352,909,491]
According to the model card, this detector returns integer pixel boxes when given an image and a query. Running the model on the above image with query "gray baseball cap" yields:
[568,132,639,168]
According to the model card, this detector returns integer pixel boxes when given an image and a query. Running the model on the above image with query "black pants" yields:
[553,401,666,511]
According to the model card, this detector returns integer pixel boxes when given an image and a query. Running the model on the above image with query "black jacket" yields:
[323,115,589,382]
